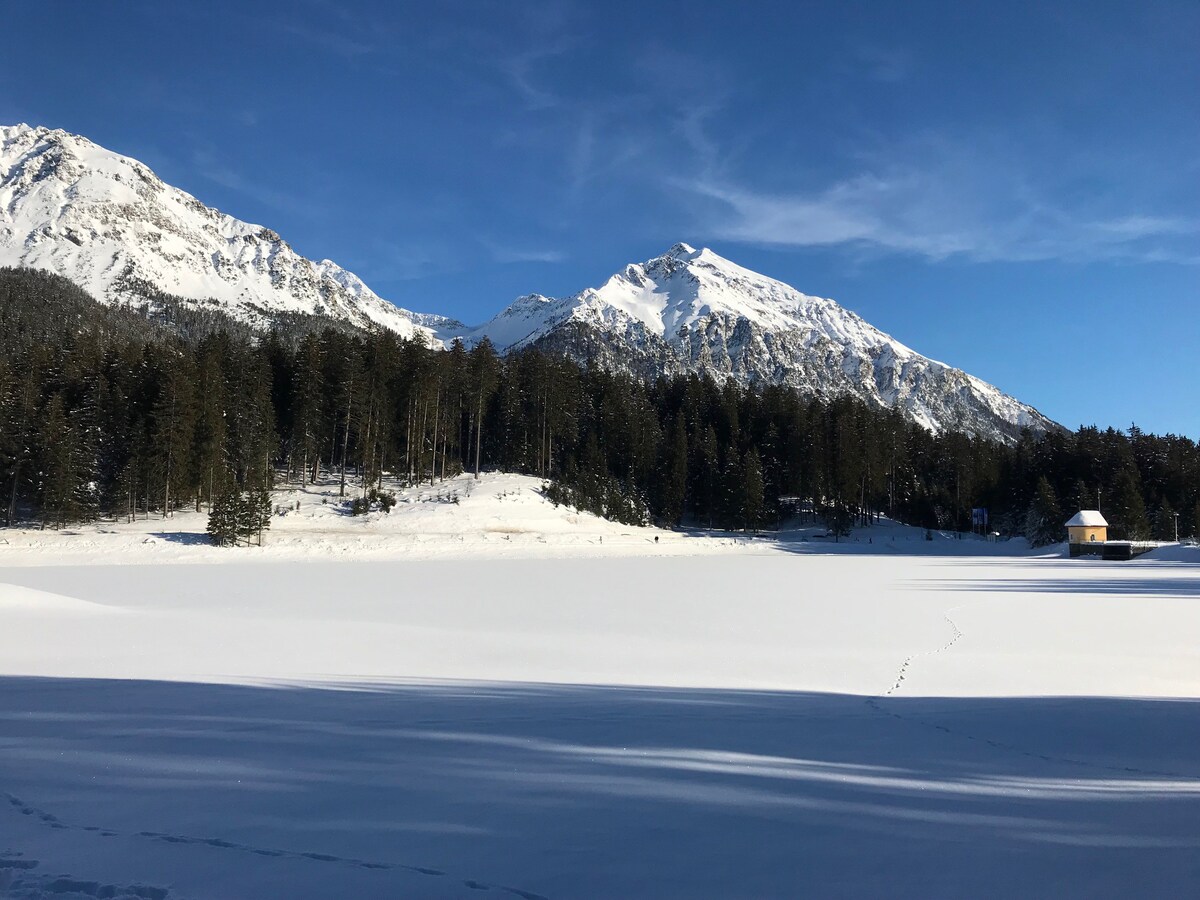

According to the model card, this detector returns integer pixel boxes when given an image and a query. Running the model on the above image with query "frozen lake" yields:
[2,480,1198,897]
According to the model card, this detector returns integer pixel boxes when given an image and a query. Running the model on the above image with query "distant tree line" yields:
[1,267,1197,546]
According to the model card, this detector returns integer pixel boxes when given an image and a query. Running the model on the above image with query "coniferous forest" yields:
[2,267,1197,545]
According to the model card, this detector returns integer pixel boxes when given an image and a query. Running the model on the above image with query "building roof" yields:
[1065,510,1108,527]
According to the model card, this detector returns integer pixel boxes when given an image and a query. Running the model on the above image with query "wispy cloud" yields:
[493,35,731,197]
[678,134,1199,265]
[278,21,376,58]
[851,43,914,83]
[502,41,573,110]
[481,238,566,264]
[490,0,581,110]
[191,149,311,216]
[387,6,1196,271]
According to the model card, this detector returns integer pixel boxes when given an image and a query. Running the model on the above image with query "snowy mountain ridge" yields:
[0,123,1056,441]
[465,243,1058,441]
[0,123,461,339]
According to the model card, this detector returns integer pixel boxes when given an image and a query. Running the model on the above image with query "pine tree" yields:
[292,333,324,484]
[1153,498,1177,542]
[207,483,240,546]
[1112,469,1150,540]
[150,354,196,517]
[191,340,229,511]
[742,447,765,531]
[660,416,689,526]
[38,393,96,528]
[207,483,272,547]
[823,502,854,542]
[1065,478,1092,517]
[688,424,714,527]
[245,484,273,546]
[1024,475,1062,547]
[1,346,46,526]
[468,338,500,479]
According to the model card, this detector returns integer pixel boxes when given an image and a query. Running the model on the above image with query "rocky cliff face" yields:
[467,244,1058,441]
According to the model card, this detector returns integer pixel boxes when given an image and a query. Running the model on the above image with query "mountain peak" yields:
[664,242,700,260]
[0,123,1058,443]
[467,243,1058,442]
[0,123,454,342]
[2,123,85,149]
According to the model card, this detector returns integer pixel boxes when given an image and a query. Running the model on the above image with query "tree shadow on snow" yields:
[917,576,1200,597]
[147,531,211,546]
[1,677,1198,899]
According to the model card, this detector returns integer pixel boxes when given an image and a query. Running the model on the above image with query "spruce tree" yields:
[692,425,718,527]
[150,355,196,517]
[292,333,324,484]
[38,393,97,528]
[1112,469,1150,540]
[659,416,688,525]
[468,338,500,479]
[742,447,765,531]
[823,502,854,542]
[1024,475,1062,547]
[1153,498,1177,542]
[207,483,240,546]
[191,341,229,511]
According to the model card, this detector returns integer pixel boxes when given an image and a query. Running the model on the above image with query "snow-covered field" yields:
[2,475,1198,898]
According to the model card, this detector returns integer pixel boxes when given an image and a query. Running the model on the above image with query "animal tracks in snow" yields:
[2,793,550,900]
[0,847,168,900]
[865,610,1198,784]
[881,610,965,697]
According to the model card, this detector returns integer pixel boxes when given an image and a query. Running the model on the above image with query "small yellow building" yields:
[1065,510,1108,544]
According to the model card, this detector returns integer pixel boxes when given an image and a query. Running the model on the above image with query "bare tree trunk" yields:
[7,462,20,527]
[430,387,441,486]
[418,397,429,482]
[405,397,414,481]
[340,383,353,498]
[474,390,483,479]
[361,404,373,499]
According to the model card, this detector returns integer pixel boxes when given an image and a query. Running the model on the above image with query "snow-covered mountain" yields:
[467,243,1059,441]
[0,123,460,339]
[1,123,1056,441]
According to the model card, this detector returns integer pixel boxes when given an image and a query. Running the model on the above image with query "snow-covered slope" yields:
[468,243,1059,441]
[0,123,460,338]
[1,123,1055,441]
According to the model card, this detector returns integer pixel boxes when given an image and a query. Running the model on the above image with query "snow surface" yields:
[2,474,1199,898]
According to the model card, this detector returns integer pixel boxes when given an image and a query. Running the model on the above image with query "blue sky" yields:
[2,0,1197,435]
